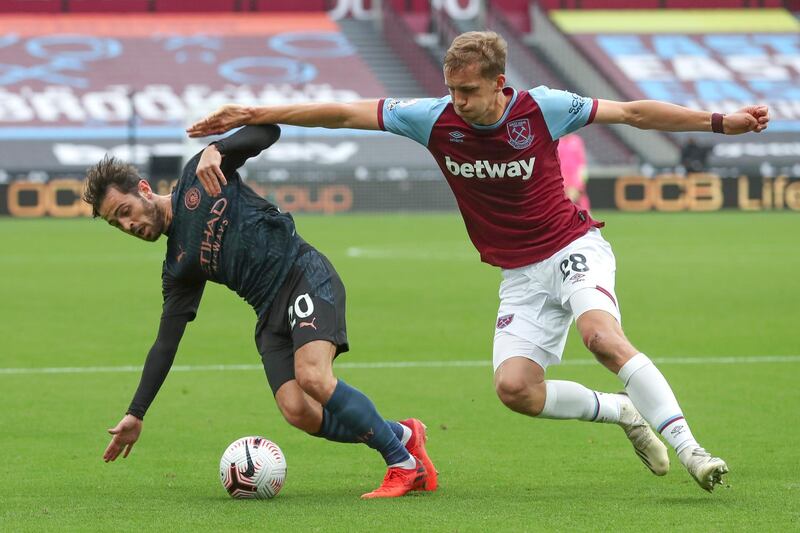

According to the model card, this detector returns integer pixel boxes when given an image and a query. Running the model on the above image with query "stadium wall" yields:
[2,174,799,216]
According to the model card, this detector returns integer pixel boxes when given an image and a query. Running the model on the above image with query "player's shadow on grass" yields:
[203,486,435,504]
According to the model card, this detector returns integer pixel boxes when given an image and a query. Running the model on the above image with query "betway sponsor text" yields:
[444,156,535,180]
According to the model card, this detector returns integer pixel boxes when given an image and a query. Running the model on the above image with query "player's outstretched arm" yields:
[196,124,281,196]
[102,313,191,462]
[186,100,381,137]
[103,414,142,462]
[594,100,769,134]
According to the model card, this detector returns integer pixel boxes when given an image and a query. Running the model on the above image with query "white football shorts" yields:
[492,228,621,372]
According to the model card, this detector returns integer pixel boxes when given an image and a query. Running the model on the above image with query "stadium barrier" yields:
[586,174,800,211]
[2,174,799,217]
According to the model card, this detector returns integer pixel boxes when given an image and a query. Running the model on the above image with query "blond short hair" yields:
[444,31,507,79]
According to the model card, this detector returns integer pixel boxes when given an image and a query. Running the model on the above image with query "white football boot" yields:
[679,447,729,492]
[618,394,670,476]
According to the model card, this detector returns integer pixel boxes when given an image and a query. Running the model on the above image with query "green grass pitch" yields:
[1,212,798,531]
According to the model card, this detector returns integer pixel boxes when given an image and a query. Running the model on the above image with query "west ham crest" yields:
[496,313,514,329]
[507,118,533,149]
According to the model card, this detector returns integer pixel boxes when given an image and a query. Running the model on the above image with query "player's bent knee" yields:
[495,375,535,407]
[582,328,605,353]
[582,328,635,370]
[582,326,623,355]
[277,397,315,431]
[294,367,335,401]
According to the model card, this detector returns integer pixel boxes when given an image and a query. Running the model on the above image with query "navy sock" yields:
[312,411,405,444]
[313,408,358,443]
[323,380,410,466]
[388,421,404,442]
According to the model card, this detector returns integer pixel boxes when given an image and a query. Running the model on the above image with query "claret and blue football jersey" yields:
[379,86,603,269]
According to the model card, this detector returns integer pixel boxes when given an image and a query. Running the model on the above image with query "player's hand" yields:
[186,104,249,137]
[724,105,769,134]
[196,144,226,197]
[103,414,143,462]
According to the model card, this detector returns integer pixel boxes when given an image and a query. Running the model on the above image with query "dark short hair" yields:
[82,156,142,218]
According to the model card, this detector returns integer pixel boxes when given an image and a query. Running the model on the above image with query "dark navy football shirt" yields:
[127,125,300,419]
[162,125,300,322]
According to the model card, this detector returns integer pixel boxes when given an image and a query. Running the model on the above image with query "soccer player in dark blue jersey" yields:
[83,124,437,499]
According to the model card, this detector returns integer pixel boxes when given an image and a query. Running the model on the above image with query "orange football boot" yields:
[360,457,426,499]
[400,418,438,491]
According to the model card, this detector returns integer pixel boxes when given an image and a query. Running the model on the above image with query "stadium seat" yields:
[401,12,430,33]
[665,0,749,7]
[0,0,61,12]
[578,0,660,8]
[491,0,531,12]
[666,0,783,6]
[388,0,429,11]
[254,0,327,11]
[537,0,781,7]
[154,0,237,11]
[538,0,578,9]
[67,0,151,12]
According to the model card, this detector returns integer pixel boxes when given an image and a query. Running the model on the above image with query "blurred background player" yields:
[680,137,712,174]
[187,30,770,493]
[84,124,436,499]
[557,133,590,212]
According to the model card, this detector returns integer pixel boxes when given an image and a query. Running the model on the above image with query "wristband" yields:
[711,113,725,134]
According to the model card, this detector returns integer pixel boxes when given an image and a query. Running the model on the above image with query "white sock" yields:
[399,423,412,446]
[618,353,698,455]
[540,380,621,423]
[388,424,414,469]
[389,456,416,470]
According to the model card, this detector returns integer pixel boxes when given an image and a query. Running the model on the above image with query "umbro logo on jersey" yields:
[445,155,535,180]
[449,131,465,143]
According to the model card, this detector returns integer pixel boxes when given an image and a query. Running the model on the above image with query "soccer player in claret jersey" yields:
[187,32,770,493]
[84,124,437,499]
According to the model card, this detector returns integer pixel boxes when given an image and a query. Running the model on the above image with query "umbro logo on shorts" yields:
[496,314,514,329]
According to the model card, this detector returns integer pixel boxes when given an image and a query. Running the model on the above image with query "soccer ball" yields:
[219,436,287,499]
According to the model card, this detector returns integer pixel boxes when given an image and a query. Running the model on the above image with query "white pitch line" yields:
[1,355,799,376]
[345,247,477,261]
